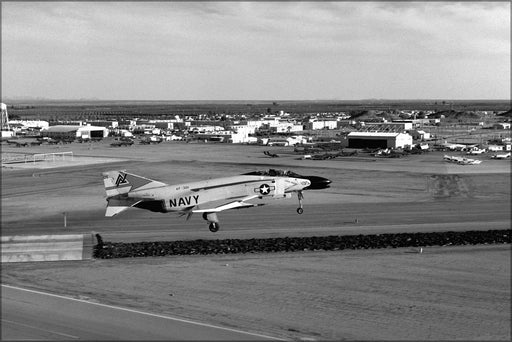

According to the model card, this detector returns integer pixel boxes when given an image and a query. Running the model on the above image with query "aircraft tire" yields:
[209,222,220,233]
[297,208,304,214]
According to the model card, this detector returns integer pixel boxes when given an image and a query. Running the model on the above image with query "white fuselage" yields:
[127,175,311,212]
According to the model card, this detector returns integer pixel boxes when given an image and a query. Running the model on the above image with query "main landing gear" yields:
[209,222,219,233]
[296,191,304,214]
[203,212,220,233]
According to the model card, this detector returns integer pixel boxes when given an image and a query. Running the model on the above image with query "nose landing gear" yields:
[297,191,304,214]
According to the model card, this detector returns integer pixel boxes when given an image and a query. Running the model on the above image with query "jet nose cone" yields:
[303,176,332,190]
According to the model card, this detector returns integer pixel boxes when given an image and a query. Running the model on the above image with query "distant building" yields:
[347,132,413,149]
[493,123,511,130]
[487,144,511,152]
[389,121,414,130]
[363,122,411,132]
[306,120,338,130]
[230,124,257,135]
[86,120,118,128]
[41,125,108,139]
[8,120,49,130]
[195,130,252,144]
[407,129,431,141]
[132,124,156,134]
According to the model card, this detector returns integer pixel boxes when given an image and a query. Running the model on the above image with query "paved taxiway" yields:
[3,199,509,242]
[1,285,280,340]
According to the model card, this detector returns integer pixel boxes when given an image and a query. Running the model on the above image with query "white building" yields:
[272,123,304,133]
[41,125,109,139]
[306,120,338,130]
[347,132,413,149]
[487,144,511,152]
[85,120,118,128]
[195,130,253,144]
[493,123,511,130]
[249,119,303,133]
[230,124,257,135]
[407,129,431,141]
[8,120,49,130]
[286,135,308,146]
[191,125,224,133]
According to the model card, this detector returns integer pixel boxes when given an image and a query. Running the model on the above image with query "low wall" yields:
[1,234,95,263]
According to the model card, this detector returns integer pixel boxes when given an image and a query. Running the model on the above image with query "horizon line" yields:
[2,98,510,103]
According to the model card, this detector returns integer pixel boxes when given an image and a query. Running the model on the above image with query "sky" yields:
[1,1,510,101]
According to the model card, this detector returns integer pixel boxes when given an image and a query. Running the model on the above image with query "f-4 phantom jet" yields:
[102,169,331,232]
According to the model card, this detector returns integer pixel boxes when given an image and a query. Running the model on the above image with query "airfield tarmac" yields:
[1,141,511,340]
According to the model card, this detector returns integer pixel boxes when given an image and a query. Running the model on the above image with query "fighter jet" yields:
[102,169,331,232]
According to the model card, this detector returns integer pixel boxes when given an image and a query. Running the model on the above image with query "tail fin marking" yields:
[102,170,167,198]
[102,170,167,217]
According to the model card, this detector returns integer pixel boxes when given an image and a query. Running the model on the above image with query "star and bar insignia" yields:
[255,183,275,195]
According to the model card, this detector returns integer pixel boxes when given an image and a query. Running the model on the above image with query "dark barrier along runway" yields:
[2,199,510,243]
[1,285,281,341]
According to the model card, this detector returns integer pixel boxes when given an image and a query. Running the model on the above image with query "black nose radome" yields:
[303,176,332,190]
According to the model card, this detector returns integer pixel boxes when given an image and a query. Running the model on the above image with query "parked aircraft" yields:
[491,152,511,159]
[466,147,486,155]
[139,136,162,144]
[442,142,474,151]
[6,140,28,147]
[111,140,134,147]
[459,158,482,165]
[443,155,482,165]
[263,150,279,157]
[102,169,331,232]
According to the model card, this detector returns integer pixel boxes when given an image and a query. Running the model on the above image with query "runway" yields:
[2,199,510,242]
[1,285,280,340]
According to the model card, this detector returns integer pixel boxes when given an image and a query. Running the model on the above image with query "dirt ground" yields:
[1,140,511,340]
[2,245,510,340]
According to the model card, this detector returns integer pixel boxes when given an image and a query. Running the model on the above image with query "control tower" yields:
[1,103,14,138]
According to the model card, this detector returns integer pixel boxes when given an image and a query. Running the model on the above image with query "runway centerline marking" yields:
[2,284,284,341]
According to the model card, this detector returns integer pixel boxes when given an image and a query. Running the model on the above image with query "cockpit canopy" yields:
[242,169,303,178]
[243,169,332,190]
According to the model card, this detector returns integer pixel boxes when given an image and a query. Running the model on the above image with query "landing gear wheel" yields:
[297,191,304,215]
[209,222,220,233]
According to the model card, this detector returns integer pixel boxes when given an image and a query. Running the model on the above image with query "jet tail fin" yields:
[102,170,167,197]
[102,170,167,217]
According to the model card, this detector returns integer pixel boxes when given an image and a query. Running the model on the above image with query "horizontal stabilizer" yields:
[104,197,141,217]
[105,206,131,217]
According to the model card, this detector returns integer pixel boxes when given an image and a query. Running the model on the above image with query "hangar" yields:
[347,132,413,149]
[41,125,108,140]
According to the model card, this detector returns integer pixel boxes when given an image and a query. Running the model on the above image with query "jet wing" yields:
[191,195,263,213]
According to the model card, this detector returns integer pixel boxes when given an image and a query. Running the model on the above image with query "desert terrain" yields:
[1,140,511,340]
